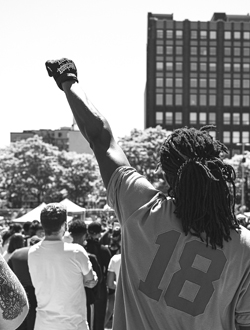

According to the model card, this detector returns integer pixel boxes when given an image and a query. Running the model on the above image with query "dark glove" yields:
[45,58,78,90]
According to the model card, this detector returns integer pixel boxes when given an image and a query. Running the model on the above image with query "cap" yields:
[112,226,121,238]
[87,221,102,235]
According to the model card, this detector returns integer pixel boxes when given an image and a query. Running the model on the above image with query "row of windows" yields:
[157,30,250,40]
[156,94,250,106]
[157,46,250,57]
[223,131,250,144]
[156,78,250,89]
[223,112,250,125]
[156,62,250,72]
[156,111,217,125]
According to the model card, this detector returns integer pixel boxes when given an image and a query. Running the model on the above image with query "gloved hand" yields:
[45,58,78,90]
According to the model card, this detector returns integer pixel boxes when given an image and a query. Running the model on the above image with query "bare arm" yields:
[62,81,130,188]
[107,270,116,290]
[84,269,98,289]
[0,255,29,330]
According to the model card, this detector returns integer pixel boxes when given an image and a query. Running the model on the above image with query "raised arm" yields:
[45,58,130,188]
[0,255,29,330]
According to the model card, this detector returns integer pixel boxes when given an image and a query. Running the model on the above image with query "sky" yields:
[0,0,249,148]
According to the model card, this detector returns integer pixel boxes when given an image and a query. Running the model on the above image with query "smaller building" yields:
[10,127,92,154]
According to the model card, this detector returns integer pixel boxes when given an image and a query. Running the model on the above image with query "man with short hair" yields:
[28,203,97,330]
[45,58,250,330]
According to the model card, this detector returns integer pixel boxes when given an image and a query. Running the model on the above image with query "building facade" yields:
[145,13,250,155]
[10,127,93,154]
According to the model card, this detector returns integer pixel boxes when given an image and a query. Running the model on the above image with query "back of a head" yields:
[40,203,67,235]
[159,125,239,249]
[87,221,102,236]
[8,233,24,254]
[68,219,87,238]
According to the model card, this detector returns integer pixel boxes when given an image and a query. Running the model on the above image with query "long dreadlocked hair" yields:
[159,125,240,249]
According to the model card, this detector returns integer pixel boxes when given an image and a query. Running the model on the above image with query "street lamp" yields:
[236,142,250,207]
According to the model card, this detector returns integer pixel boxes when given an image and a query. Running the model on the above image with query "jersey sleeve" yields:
[235,271,250,327]
[107,166,161,225]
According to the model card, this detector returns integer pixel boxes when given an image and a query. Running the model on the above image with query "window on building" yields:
[209,79,216,88]
[176,62,183,71]
[191,47,197,55]
[175,78,183,87]
[234,31,241,39]
[243,79,250,88]
[243,48,250,56]
[224,95,231,106]
[200,31,207,39]
[243,32,250,40]
[199,112,207,124]
[233,131,240,144]
[223,131,230,144]
[166,62,173,71]
[190,112,197,124]
[224,63,231,72]
[175,94,183,106]
[234,48,241,56]
[166,30,173,39]
[242,131,249,143]
[233,95,240,106]
[156,112,163,124]
[190,78,197,87]
[156,46,163,54]
[156,78,163,87]
[200,63,207,71]
[200,47,207,56]
[176,46,183,55]
[191,30,197,39]
[233,113,240,125]
[156,62,163,71]
[176,30,183,39]
[209,131,216,139]
[243,63,250,72]
[200,95,207,106]
[200,79,207,88]
[166,78,173,87]
[243,95,250,106]
[224,79,231,88]
[210,31,216,39]
[166,94,173,105]
[223,113,231,125]
[209,63,216,72]
[191,63,197,71]
[233,79,241,88]
[156,94,163,105]
[224,31,231,40]
[243,113,250,125]
[224,47,231,56]
[209,112,216,124]
[175,112,183,124]
[190,94,197,106]
[209,95,216,106]
[234,64,241,72]
[156,30,163,38]
[166,46,173,55]
[166,112,173,124]
[210,47,216,56]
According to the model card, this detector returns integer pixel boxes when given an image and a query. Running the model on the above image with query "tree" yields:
[58,151,100,206]
[0,136,62,207]
[118,126,171,193]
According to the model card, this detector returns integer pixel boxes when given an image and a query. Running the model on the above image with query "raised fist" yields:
[45,58,78,90]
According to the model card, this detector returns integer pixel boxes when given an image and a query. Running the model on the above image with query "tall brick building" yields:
[145,13,250,155]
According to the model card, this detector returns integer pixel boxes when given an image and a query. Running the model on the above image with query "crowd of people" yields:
[0,213,121,330]
[0,57,250,330]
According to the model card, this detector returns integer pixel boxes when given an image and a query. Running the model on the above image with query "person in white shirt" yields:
[28,203,98,330]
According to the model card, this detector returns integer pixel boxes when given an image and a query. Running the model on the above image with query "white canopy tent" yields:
[59,198,86,220]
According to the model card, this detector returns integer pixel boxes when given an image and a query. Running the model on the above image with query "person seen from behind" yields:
[45,58,250,330]
[28,203,98,330]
